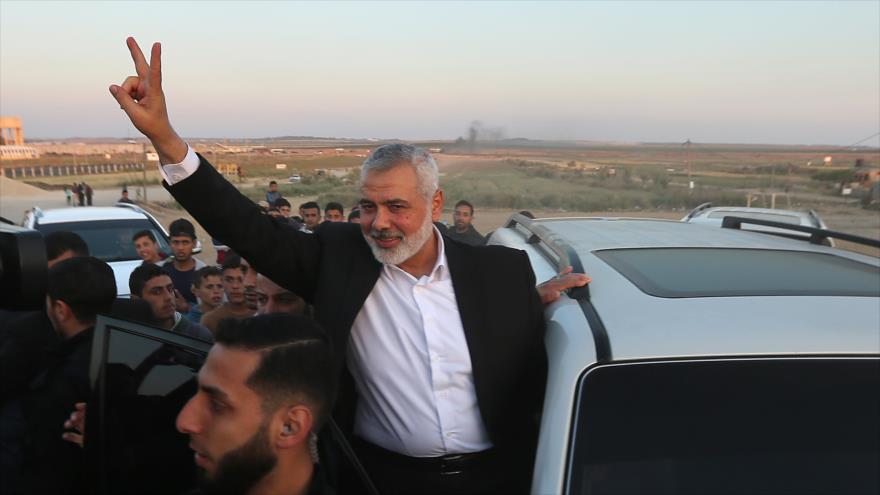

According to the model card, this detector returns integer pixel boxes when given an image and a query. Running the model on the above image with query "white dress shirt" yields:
[348,230,492,457]
[160,147,492,457]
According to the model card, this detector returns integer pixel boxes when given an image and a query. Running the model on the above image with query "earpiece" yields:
[282,424,293,436]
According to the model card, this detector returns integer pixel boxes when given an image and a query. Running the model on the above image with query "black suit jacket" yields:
[165,155,547,458]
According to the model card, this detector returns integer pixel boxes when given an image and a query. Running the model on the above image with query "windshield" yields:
[35,219,170,263]
[567,358,880,495]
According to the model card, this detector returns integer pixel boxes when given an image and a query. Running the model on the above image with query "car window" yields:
[595,248,880,297]
[35,219,170,262]
[566,358,880,495]
[88,320,207,494]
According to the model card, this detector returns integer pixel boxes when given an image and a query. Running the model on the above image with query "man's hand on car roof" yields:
[537,266,591,305]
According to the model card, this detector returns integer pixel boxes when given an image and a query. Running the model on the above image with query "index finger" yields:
[126,37,149,80]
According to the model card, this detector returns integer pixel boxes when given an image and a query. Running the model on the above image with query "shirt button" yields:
[446,432,455,438]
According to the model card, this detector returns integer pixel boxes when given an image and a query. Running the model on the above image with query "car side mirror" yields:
[193,239,202,254]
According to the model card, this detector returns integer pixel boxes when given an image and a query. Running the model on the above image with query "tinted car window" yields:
[595,248,880,297]
[88,323,206,494]
[567,358,880,495]
[35,219,169,262]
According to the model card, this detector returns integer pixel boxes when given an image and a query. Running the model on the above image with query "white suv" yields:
[22,204,183,297]
[489,213,880,494]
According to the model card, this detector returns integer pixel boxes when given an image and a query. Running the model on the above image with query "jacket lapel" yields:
[443,241,490,390]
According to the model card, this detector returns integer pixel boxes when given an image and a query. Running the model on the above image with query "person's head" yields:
[45,231,89,268]
[274,198,292,218]
[129,263,176,326]
[239,257,259,311]
[221,254,246,306]
[358,144,442,265]
[168,218,197,263]
[121,190,130,198]
[255,274,306,316]
[324,202,344,222]
[46,256,116,338]
[132,230,161,264]
[268,180,278,192]
[299,202,321,229]
[176,314,336,493]
[453,200,475,232]
[192,266,224,310]
[347,207,361,224]
[257,200,270,213]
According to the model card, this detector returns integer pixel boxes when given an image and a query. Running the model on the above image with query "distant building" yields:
[0,116,40,160]
[0,145,40,160]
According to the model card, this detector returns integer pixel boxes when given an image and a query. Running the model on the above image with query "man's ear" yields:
[50,298,74,324]
[432,189,444,222]
[274,405,314,450]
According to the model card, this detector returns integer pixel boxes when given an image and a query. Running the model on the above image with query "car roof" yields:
[33,206,150,224]
[491,217,880,363]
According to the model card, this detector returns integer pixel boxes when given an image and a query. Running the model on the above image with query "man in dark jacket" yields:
[1,256,117,494]
[445,200,486,246]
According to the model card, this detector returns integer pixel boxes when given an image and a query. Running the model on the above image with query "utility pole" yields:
[142,142,148,203]
[683,139,692,194]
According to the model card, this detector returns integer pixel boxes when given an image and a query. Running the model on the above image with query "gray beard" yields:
[363,214,435,266]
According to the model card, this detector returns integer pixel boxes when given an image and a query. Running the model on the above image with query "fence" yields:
[2,162,144,179]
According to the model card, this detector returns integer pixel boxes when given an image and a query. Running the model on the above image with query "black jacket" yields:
[19,327,93,494]
[165,155,547,460]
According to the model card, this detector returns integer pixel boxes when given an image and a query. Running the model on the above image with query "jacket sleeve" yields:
[163,154,321,302]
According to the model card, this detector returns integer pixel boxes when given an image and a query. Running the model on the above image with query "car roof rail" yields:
[505,213,591,301]
[115,202,145,213]
[682,202,713,221]
[721,215,880,249]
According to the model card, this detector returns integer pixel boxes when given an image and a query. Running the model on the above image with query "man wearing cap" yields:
[160,218,206,313]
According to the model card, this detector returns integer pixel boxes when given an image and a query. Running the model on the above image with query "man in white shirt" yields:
[110,37,587,494]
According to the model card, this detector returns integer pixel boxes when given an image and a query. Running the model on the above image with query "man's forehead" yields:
[361,164,422,193]
[145,275,173,288]
[201,345,262,398]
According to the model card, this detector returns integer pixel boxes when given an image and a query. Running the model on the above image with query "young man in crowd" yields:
[266,180,282,206]
[118,188,135,204]
[185,266,224,323]
[160,218,206,312]
[445,199,486,246]
[240,257,259,313]
[0,231,90,405]
[255,273,307,316]
[200,254,255,333]
[129,263,213,341]
[0,256,117,494]
[132,229,164,265]
[63,314,337,495]
[347,206,361,224]
[323,202,345,222]
[299,201,322,231]
[274,198,305,230]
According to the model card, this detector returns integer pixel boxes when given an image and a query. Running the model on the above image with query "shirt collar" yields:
[383,225,448,283]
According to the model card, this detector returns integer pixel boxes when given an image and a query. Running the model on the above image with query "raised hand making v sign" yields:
[109,37,187,165]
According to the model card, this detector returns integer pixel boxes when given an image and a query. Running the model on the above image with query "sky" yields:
[1,1,878,146]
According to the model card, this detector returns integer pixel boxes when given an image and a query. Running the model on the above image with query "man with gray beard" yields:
[109,37,589,494]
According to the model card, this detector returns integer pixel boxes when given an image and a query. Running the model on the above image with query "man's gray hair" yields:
[360,144,439,200]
